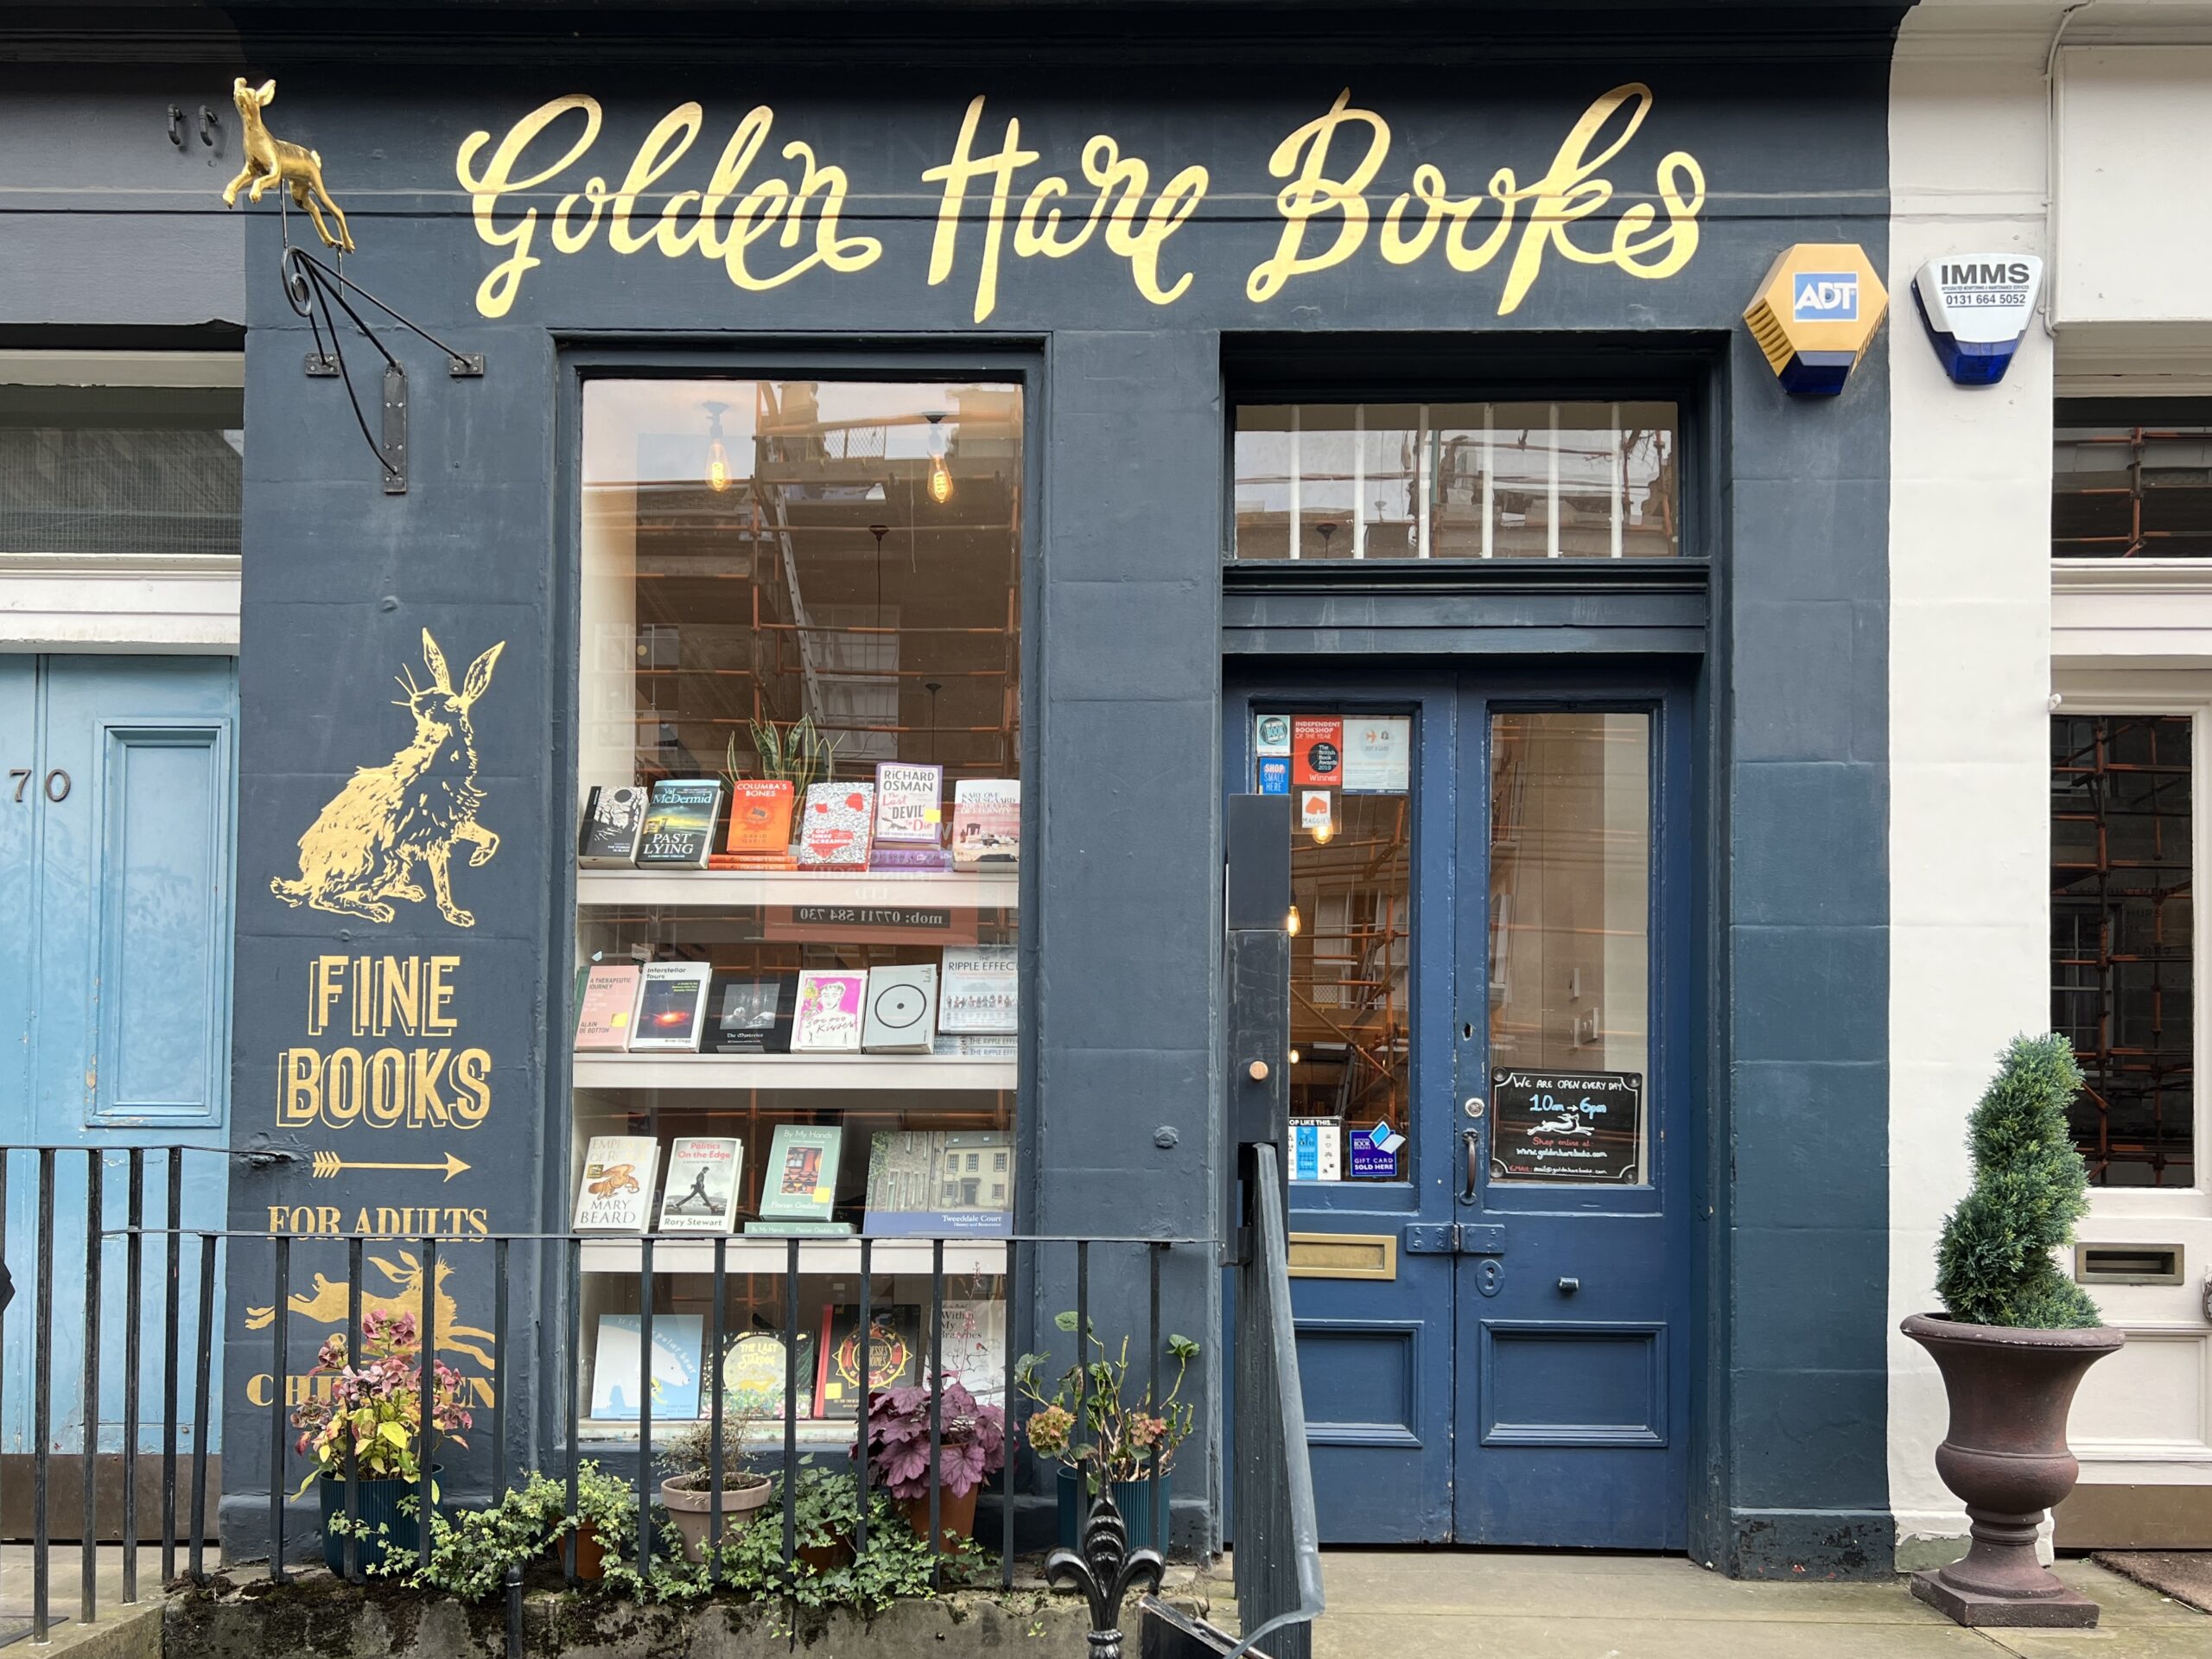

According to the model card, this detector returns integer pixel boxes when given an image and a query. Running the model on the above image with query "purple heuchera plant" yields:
[864,1376,1007,1502]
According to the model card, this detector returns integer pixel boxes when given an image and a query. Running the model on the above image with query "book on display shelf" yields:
[589,1313,703,1420]
[658,1137,744,1232]
[573,1135,660,1233]
[757,1124,843,1224]
[862,1128,1014,1236]
[574,961,642,1051]
[701,973,796,1054]
[791,969,868,1052]
[796,783,874,869]
[938,946,1017,1033]
[637,779,724,868]
[721,1328,817,1416]
[627,961,713,1052]
[814,1305,921,1419]
[578,784,647,867]
[939,1293,1007,1402]
[860,963,938,1054]
[721,779,797,867]
[950,779,1019,868]
[872,762,944,844]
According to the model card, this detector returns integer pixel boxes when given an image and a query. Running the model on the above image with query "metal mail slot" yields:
[2075,1243,2183,1286]
[1287,1231,1397,1281]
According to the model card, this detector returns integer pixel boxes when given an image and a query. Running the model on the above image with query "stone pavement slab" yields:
[1306,1552,2209,1659]
[0,1544,184,1656]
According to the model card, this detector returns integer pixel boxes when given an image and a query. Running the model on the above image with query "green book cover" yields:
[637,778,724,868]
[757,1125,843,1222]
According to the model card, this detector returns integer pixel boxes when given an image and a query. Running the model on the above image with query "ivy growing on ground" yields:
[1935,1033,2104,1330]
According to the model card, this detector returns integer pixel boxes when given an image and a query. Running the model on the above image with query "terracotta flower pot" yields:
[549,1522,607,1580]
[896,1482,980,1546]
[659,1471,774,1564]
[1901,1313,2125,1628]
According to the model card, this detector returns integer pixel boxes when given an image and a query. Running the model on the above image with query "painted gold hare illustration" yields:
[271,630,504,928]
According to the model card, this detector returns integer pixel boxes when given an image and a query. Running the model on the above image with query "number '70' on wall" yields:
[7,769,69,803]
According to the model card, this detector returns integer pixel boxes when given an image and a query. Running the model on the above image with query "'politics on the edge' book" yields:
[658,1136,744,1232]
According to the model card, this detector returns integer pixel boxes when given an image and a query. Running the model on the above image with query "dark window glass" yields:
[0,385,243,558]
[2054,401,2212,559]
[2051,714,2196,1185]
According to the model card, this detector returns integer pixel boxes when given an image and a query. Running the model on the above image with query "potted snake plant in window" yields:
[1902,1034,2124,1629]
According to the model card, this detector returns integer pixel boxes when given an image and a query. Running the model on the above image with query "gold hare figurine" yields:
[220,78,356,253]
[271,630,504,928]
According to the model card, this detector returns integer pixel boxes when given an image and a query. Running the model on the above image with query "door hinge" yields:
[1405,1222,1506,1256]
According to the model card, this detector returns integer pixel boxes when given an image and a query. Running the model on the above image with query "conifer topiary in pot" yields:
[1902,1033,2123,1630]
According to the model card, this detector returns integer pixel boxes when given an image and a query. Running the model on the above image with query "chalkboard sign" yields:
[1490,1068,1643,1184]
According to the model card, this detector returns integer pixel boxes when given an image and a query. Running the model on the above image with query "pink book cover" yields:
[575,963,642,1052]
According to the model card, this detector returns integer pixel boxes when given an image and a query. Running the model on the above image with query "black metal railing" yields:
[0,1141,1226,1650]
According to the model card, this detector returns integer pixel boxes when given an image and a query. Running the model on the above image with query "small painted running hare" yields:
[270,630,504,928]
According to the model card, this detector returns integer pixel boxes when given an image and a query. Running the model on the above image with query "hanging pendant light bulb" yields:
[925,410,953,505]
[703,400,732,494]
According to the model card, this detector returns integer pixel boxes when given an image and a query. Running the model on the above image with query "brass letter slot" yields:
[1287,1231,1398,1281]
[2075,1243,2184,1286]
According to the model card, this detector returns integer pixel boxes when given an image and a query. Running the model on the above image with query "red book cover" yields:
[725,779,796,855]
[798,784,875,869]
[1291,716,1344,787]
[812,1304,836,1420]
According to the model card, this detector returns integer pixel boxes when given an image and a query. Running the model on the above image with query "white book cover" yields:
[950,779,1020,868]
[627,961,713,1052]
[874,762,944,844]
[938,1297,1007,1402]
[939,945,1017,1033]
[861,963,938,1053]
[574,1135,660,1232]
[658,1136,744,1232]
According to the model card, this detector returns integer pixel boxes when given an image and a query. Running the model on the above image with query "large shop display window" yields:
[1232,402,1680,561]
[574,378,1020,1442]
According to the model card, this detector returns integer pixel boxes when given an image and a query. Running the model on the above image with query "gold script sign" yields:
[456,86,1706,323]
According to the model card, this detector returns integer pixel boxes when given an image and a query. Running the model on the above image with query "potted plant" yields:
[863,1376,1007,1545]
[657,1389,778,1564]
[289,1307,474,1574]
[1017,1315,1198,1554]
[1902,1033,2125,1629]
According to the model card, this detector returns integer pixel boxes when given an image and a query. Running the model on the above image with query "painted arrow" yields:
[309,1151,471,1182]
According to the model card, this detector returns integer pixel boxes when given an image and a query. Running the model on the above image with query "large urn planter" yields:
[1902,1313,2124,1628]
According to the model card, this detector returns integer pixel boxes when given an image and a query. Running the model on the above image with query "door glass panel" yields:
[1269,713,1414,1182]
[2050,714,2196,1185]
[1488,712,1651,1185]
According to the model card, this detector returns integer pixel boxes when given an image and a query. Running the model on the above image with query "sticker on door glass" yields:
[1340,715,1410,793]
[1292,716,1343,786]
[1257,757,1291,795]
[1348,1118,1407,1179]
[1255,714,1293,758]
[1489,1068,1643,1184]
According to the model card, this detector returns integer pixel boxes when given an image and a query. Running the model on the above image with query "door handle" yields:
[1462,1128,1481,1202]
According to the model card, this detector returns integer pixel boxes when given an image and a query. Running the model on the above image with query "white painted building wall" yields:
[1890,1,2212,1563]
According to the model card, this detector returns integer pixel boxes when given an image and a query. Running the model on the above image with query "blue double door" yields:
[1231,665,1693,1548]
[0,655,235,1476]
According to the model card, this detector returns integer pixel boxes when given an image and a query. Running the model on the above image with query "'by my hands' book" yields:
[950,779,1019,868]
[627,961,713,1052]
[658,1136,744,1233]
[578,784,647,867]
[573,1135,660,1233]
[574,962,642,1051]
[637,779,724,868]
[589,1313,703,1420]
[756,1124,843,1223]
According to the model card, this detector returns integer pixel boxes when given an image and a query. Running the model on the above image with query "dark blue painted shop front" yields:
[216,3,1900,1576]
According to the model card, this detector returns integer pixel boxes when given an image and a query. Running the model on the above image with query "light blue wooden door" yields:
[1,655,234,1464]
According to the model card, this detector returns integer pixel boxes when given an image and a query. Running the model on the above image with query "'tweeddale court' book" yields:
[574,962,642,1051]
[637,779,724,868]
[627,961,713,1052]
[573,1135,660,1233]
[578,784,647,867]
[658,1136,744,1233]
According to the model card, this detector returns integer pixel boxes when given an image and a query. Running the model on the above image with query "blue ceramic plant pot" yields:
[1055,1465,1172,1554]
[317,1472,425,1575]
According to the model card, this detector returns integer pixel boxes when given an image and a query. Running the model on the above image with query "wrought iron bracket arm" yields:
[1046,1493,1166,1659]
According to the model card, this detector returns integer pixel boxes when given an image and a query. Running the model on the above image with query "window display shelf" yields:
[572,1054,1014,1091]
[576,869,1019,911]
[579,1237,1008,1276]
[576,1419,861,1448]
